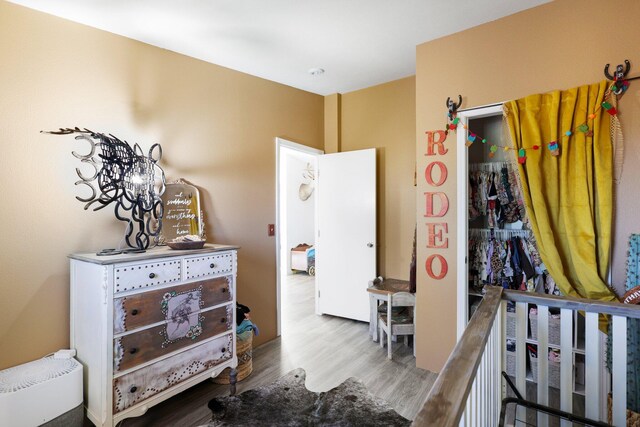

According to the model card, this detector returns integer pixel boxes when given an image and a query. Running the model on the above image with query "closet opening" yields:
[456,104,504,337]
[457,106,557,332]
[455,105,599,418]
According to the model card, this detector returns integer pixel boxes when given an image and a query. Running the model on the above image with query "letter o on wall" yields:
[424,161,448,187]
[425,254,448,280]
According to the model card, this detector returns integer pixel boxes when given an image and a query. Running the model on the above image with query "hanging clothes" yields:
[468,162,554,299]
[468,230,555,294]
[468,163,522,228]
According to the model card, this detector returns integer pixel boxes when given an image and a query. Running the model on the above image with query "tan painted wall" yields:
[415,0,640,371]
[0,2,323,370]
[324,94,341,154]
[341,77,416,279]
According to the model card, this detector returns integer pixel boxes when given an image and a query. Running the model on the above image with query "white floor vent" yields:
[0,355,83,426]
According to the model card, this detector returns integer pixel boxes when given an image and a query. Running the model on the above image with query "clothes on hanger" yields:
[468,163,522,227]
[468,229,558,296]
[468,162,558,296]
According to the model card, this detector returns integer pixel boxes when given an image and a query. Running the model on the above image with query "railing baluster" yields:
[469,389,472,427]
[475,372,480,427]
[495,319,501,425]
[485,352,489,425]
[500,301,507,403]
[485,324,495,425]
[490,327,496,425]
[612,315,627,427]
[560,308,573,427]
[537,305,549,427]
[471,374,477,427]
[585,311,601,421]
[482,342,491,420]
[516,301,527,422]
[482,346,491,420]
[478,352,483,426]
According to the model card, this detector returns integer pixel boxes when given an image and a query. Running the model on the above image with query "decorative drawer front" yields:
[114,260,181,294]
[113,333,233,413]
[114,275,233,334]
[114,305,233,373]
[185,252,234,280]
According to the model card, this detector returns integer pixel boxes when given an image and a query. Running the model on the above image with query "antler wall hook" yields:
[446,95,463,120]
[604,59,631,95]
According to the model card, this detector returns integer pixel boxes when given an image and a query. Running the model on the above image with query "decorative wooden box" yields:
[69,244,239,427]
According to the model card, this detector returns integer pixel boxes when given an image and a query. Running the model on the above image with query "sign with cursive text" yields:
[161,180,203,242]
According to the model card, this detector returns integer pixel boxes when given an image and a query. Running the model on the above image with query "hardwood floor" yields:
[114,274,437,426]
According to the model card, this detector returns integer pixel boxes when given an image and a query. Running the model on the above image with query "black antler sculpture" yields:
[43,127,165,252]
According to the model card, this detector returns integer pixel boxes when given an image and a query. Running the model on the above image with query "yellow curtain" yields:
[503,81,618,304]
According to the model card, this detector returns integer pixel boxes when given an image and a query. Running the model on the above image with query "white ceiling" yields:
[8,0,549,95]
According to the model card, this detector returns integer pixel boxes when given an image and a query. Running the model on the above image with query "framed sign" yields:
[160,179,204,243]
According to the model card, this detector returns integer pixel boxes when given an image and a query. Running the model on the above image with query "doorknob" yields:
[367,243,374,248]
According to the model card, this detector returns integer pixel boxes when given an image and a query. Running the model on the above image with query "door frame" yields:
[455,103,504,339]
[275,137,323,336]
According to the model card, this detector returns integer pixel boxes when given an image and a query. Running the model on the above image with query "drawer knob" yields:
[149,272,156,279]
[222,288,228,293]
[130,386,138,393]
[131,309,139,316]
[129,348,138,355]
[220,348,226,353]
[209,263,216,269]
[220,317,226,323]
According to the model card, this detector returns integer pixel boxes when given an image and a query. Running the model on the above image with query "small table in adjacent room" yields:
[366,278,411,342]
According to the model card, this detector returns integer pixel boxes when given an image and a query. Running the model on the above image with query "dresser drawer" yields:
[185,252,234,280]
[114,259,181,294]
[113,333,233,413]
[114,305,232,373]
[114,275,233,334]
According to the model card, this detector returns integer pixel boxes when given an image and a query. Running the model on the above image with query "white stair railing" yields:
[414,287,640,427]
[503,290,638,427]
[413,286,503,427]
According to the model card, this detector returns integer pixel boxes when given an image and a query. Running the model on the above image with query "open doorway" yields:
[275,138,323,336]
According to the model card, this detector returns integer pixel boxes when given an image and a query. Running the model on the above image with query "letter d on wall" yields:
[423,192,449,217]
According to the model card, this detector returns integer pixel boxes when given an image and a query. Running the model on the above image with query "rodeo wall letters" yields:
[423,130,450,280]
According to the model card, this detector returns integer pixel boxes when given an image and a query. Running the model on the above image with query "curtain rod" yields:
[458,77,639,113]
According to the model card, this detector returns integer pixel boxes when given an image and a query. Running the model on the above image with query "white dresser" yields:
[69,244,239,427]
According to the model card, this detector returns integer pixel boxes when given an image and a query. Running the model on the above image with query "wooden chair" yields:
[378,291,416,359]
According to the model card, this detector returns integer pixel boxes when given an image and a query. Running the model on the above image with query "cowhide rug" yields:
[205,368,411,426]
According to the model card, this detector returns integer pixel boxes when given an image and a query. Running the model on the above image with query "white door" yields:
[317,148,376,322]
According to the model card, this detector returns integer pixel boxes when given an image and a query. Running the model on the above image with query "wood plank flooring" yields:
[113,274,437,426]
